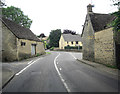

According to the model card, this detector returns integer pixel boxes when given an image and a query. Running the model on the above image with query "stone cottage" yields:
[81,4,116,67]
[59,34,82,49]
[1,17,45,62]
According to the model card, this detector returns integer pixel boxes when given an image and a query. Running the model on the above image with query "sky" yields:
[5,0,118,36]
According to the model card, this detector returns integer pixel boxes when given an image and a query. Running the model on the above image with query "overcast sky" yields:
[5,0,118,36]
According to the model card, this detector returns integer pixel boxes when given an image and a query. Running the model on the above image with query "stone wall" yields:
[2,22,45,62]
[17,39,45,60]
[2,23,18,62]
[59,35,66,49]
[82,14,95,61]
[94,28,115,66]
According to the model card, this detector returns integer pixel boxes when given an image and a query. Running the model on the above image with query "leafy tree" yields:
[0,0,6,7]
[63,29,76,35]
[2,6,32,28]
[111,0,120,43]
[49,29,61,47]
[38,33,46,38]
[111,0,120,8]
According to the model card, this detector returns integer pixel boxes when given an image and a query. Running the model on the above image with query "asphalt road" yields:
[2,51,119,92]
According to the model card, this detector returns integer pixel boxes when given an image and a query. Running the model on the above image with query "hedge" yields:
[65,46,82,50]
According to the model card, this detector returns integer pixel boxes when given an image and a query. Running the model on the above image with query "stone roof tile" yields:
[89,13,115,32]
[1,17,41,42]
[62,34,82,42]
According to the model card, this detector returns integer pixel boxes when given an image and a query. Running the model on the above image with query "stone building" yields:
[1,17,45,62]
[59,34,82,49]
[81,4,116,66]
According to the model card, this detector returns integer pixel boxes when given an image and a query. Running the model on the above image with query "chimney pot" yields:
[87,4,93,13]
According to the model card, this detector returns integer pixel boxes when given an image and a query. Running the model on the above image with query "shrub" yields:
[65,45,82,50]
[50,47,54,50]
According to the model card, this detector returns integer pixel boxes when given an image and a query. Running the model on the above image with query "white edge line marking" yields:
[54,53,71,92]
[28,60,33,64]
[16,58,41,76]
[69,53,77,60]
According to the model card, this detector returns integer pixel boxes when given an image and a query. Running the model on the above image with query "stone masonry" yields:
[94,28,115,66]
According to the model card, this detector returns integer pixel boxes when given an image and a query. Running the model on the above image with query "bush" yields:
[65,45,82,50]
[50,47,54,50]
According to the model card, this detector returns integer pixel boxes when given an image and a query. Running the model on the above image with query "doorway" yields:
[31,44,36,55]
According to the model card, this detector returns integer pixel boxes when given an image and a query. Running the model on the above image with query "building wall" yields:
[2,22,45,61]
[17,39,45,60]
[2,23,18,62]
[94,28,115,66]
[59,35,82,49]
[82,14,95,61]
[67,41,82,47]
[59,35,66,49]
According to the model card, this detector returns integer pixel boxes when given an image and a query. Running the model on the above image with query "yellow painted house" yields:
[59,34,82,49]
[1,17,45,62]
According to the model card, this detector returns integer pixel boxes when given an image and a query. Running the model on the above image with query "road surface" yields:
[2,51,119,92]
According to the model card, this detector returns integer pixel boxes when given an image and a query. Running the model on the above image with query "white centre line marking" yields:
[54,53,71,92]
[69,53,77,60]
[16,58,41,76]
[59,68,62,71]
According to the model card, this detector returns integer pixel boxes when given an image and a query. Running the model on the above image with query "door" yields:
[31,45,36,55]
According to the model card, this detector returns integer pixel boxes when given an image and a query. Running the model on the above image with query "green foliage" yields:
[111,9,120,43]
[111,10,120,32]
[110,0,120,43]
[2,6,32,28]
[38,33,46,38]
[63,29,76,35]
[49,29,61,47]
[111,0,120,9]
[65,45,82,50]
[46,52,51,54]
[50,47,54,50]
[36,53,41,57]
[0,0,6,7]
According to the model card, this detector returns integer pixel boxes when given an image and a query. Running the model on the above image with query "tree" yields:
[38,33,46,38]
[49,29,61,47]
[63,29,76,35]
[0,0,6,7]
[111,0,120,9]
[111,0,120,44]
[2,6,32,28]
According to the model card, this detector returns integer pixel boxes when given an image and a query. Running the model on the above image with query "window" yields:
[67,41,69,44]
[71,41,73,44]
[21,42,26,46]
[76,41,78,44]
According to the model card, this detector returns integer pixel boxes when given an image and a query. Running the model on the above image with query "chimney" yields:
[87,4,93,13]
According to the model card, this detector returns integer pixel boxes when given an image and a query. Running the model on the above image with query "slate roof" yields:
[89,13,115,32]
[62,34,82,42]
[1,17,41,42]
